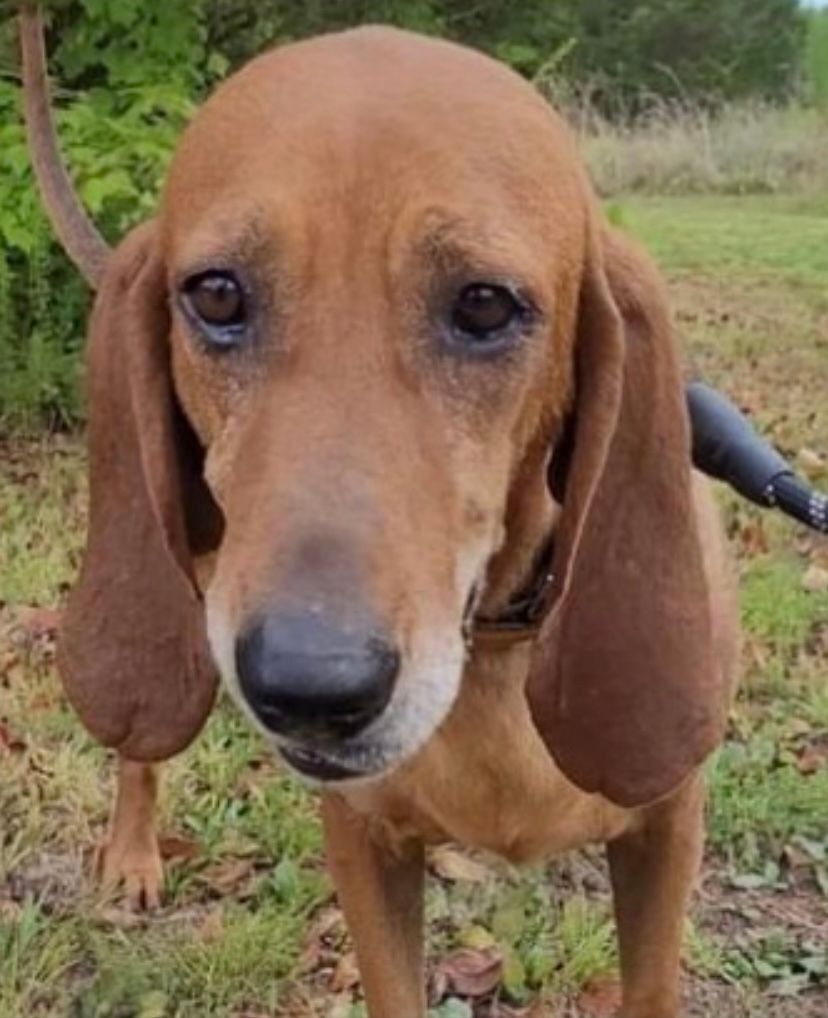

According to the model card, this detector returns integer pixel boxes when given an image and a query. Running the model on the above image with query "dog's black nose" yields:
[235,612,399,739]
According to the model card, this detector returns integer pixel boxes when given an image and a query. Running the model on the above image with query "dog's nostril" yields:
[234,612,399,739]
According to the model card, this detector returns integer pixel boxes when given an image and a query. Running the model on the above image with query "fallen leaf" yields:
[236,755,280,796]
[0,899,22,921]
[810,542,828,570]
[329,994,357,1018]
[29,690,58,712]
[489,1001,547,1017]
[802,565,828,593]
[576,978,622,1018]
[136,989,168,1018]
[458,925,497,951]
[796,741,828,775]
[329,951,360,992]
[199,857,254,895]
[94,905,144,929]
[782,843,813,870]
[797,448,826,479]
[433,999,473,1018]
[159,835,201,863]
[16,606,62,637]
[434,947,503,999]
[430,846,492,884]
[306,904,345,942]
[197,907,225,943]
[0,722,25,753]
[738,519,769,557]
[744,635,769,673]
[299,905,346,973]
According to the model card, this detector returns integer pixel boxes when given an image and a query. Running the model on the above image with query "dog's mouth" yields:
[207,589,470,786]
[278,744,374,783]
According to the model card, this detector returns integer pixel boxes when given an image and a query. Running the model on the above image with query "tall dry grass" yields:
[550,91,828,197]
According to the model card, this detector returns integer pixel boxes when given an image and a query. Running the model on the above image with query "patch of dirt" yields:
[671,272,828,457]
[682,978,825,1018]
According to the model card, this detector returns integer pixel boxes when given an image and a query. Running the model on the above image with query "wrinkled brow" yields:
[169,220,273,280]
[165,195,299,280]
[410,213,545,292]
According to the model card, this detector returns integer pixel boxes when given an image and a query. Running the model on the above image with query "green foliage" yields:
[805,10,828,110]
[0,77,192,425]
[196,0,806,108]
[0,2,198,426]
[40,0,210,90]
[0,0,815,425]
[557,0,805,114]
[708,733,828,870]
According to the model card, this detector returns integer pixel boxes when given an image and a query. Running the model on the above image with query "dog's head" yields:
[58,29,721,805]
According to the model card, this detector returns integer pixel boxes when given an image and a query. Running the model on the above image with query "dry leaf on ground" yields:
[159,835,201,863]
[802,565,828,593]
[198,857,255,895]
[16,605,62,637]
[0,721,26,753]
[576,978,623,1018]
[329,951,360,992]
[434,947,504,999]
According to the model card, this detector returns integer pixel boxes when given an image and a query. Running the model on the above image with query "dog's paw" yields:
[99,834,164,911]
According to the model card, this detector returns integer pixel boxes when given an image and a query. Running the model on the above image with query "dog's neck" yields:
[472,451,559,645]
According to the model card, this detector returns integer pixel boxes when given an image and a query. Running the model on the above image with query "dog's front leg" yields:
[100,757,164,910]
[322,793,426,1018]
[606,773,705,1018]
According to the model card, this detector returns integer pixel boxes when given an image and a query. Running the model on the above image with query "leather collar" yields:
[471,537,556,646]
[470,420,572,646]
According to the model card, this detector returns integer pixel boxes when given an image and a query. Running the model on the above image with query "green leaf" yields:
[429,999,473,1018]
[136,990,168,1018]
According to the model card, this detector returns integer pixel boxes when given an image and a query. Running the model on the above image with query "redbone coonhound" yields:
[21,6,739,1016]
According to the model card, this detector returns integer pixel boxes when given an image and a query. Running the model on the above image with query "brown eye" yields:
[183,270,246,340]
[451,283,524,342]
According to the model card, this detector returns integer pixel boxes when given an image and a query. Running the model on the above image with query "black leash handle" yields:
[687,382,828,535]
[770,473,828,534]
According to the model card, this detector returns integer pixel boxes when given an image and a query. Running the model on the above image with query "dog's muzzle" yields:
[234,609,400,779]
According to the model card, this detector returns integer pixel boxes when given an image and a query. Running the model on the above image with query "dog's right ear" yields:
[58,222,220,760]
[526,224,722,807]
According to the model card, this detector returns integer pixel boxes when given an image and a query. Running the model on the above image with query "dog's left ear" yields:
[527,224,726,807]
[58,223,220,761]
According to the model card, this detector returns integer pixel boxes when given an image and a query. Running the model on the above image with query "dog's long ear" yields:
[58,222,219,761]
[527,225,725,807]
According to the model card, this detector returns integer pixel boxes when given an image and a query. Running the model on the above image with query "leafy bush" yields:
[0,0,818,426]
[805,9,828,110]
[0,0,204,427]
[0,75,194,426]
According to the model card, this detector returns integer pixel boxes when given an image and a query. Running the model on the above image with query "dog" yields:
[21,6,739,1015]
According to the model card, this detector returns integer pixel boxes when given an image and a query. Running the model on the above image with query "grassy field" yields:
[1,194,827,1018]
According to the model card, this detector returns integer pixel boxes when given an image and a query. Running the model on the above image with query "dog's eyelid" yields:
[173,261,253,293]
[452,268,543,316]
[434,274,543,358]
[174,268,255,352]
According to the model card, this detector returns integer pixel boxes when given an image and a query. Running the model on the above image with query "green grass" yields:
[1,193,827,1016]
[619,195,828,284]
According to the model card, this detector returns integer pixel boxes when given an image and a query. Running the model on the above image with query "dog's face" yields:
[158,30,588,782]
[59,27,721,807]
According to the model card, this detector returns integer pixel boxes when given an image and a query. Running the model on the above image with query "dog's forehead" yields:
[162,27,585,249]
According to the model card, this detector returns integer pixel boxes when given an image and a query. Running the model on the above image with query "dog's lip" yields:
[279,744,367,782]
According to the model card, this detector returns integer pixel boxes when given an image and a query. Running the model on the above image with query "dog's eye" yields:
[182,270,246,343]
[451,283,526,343]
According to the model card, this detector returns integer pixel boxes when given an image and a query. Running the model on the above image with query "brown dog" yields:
[22,6,739,1015]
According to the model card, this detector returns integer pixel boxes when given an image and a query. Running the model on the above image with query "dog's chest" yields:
[346,656,634,862]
